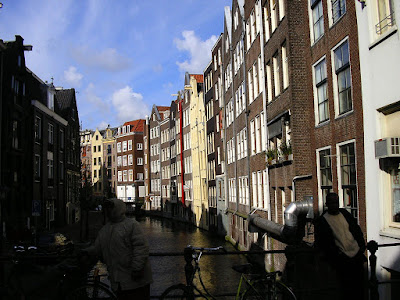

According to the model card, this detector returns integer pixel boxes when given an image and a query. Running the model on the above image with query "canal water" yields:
[135,216,248,298]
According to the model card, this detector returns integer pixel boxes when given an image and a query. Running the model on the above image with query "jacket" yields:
[314,208,366,263]
[86,199,153,291]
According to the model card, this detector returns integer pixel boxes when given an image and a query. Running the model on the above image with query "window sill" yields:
[379,228,400,240]
[315,119,330,128]
[369,27,398,50]
[335,109,354,121]
[329,12,347,29]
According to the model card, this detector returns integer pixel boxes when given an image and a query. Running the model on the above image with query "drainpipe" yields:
[292,174,312,203]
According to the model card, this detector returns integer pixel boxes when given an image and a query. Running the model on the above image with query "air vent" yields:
[375,137,400,158]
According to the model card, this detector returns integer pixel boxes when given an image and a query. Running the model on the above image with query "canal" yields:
[135,216,248,298]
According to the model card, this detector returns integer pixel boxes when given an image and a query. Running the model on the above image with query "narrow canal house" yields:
[144,106,169,211]
[0,35,82,233]
[115,119,146,210]
[209,34,228,236]
[160,108,171,213]
[189,73,207,230]
[55,88,81,225]
[356,1,400,297]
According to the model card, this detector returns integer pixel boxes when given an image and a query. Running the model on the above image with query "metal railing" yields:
[375,13,395,35]
[367,240,400,300]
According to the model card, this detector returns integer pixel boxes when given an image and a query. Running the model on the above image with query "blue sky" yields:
[0,0,229,129]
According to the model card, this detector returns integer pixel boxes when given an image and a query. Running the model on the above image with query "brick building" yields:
[116,120,145,210]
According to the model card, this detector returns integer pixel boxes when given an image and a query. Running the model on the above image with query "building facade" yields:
[116,120,145,210]
[356,0,400,298]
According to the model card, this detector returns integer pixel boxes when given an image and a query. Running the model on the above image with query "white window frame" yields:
[331,37,352,118]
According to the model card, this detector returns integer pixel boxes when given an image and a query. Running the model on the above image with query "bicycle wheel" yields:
[65,282,117,300]
[160,284,191,299]
[241,280,296,300]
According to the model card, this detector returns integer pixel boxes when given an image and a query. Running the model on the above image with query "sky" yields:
[0,0,229,130]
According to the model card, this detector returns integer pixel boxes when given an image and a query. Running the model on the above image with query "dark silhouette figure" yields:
[85,198,153,299]
[314,192,366,300]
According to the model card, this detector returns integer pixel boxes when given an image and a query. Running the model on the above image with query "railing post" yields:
[367,240,379,300]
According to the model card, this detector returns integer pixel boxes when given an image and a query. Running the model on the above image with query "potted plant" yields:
[279,141,292,161]
[266,148,277,165]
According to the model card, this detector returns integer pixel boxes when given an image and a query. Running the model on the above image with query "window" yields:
[94,157,97,166]
[12,120,19,149]
[314,58,329,123]
[338,142,358,220]
[333,40,352,115]
[117,142,121,153]
[128,154,133,165]
[390,168,400,224]
[47,152,54,179]
[117,156,122,167]
[129,169,133,181]
[270,0,278,32]
[48,91,54,111]
[128,140,132,151]
[60,161,64,181]
[98,145,101,152]
[311,0,324,42]
[318,148,332,212]
[118,171,122,182]
[264,6,270,42]
[48,123,54,144]
[279,0,285,20]
[35,116,42,142]
[123,170,127,182]
[375,0,395,35]
[123,155,127,166]
[331,0,346,24]
[273,53,281,97]
[248,68,254,103]
[123,141,127,152]
[137,173,144,180]
[266,62,273,102]
[34,155,41,179]
[60,129,64,150]
[137,157,143,165]
[282,43,289,89]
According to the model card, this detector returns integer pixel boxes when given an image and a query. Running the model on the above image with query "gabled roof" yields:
[156,106,170,112]
[55,88,75,111]
[190,74,203,83]
[123,119,145,133]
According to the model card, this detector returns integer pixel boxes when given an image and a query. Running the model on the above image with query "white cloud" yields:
[72,46,132,72]
[111,86,150,123]
[64,66,83,87]
[97,121,109,130]
[84,83,109,111]
[174,31,218,73]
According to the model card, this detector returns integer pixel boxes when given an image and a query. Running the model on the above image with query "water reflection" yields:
[135,216,247,298]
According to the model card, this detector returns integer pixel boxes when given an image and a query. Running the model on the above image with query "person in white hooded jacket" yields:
[85,198,153,299]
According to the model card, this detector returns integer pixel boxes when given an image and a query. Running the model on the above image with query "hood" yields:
[107,198,126,223]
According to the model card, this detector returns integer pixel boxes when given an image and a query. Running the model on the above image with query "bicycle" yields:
[0,244,117,299]
[160,245,297,300]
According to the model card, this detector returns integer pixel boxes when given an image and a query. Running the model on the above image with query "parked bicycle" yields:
[160,245,296,300]
[0,244,117,299]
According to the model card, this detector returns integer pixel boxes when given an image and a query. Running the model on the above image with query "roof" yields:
[55,88,75,111]
[190,74,203,83]
[156,106,170,112]
[123,119,145,133]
